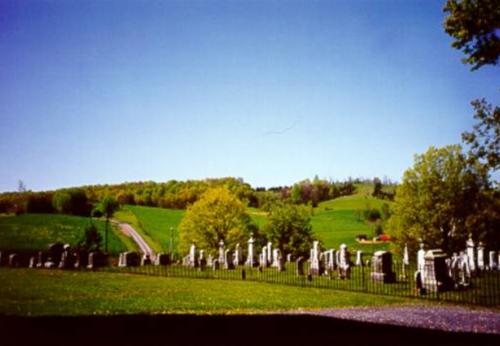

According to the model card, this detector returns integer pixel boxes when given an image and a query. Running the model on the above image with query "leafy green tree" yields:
[372,177,383,198]
[179,187,256,255]
[444,0,500,70]
[462,98,500,174]
[52,189,89,216]
[263,203,314,258]
[94,196,119,253]
[388,145,493,255]
[78,222,102,252]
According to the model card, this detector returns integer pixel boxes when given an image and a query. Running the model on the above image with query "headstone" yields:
[417,242,425,272]
[218,240,225,265]
[233,243,242,267]
[141,254,152,266]
[401,243,410,279]
[296,256,305,276]
[87,252,107,269]
[489,251,497,270]
[458,251,471,287]
[224,249,235,269]
[36,251,44,268]
[74,250,88,269]
[370,251,396,283]
[466,234,476,273]
[449,252,460,286]
[277,254,285,272]
[260,246,268,267]
[326,249,335,272]
[207,254,214,267]
[310,241,321,275]
[337,244,351,279]
[48,242,64,267]
[246,235,256,267]
[58,244,75,269]
[44,257,56,269]
[189,244,197,267]
[267,242,272,264]
[199,250,207,271]
[271,248,280,267]
[286,253,292,263]
[8,253,20,267]
[421,249,454,292]
[120,252,140,267]
[355,250,364,266]
[477,242,485,271]
[212,259,220,270]
[29,256,36,268]
[155,253,170,266]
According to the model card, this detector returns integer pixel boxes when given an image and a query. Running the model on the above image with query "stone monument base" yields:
[370,271,396,283]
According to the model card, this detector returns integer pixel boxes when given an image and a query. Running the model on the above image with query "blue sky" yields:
[0,0,498,192]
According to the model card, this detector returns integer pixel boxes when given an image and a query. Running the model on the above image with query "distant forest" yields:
[0,176,396,215]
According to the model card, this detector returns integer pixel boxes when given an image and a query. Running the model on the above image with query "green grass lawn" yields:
[0,214,133,254]
[0,268,413,316]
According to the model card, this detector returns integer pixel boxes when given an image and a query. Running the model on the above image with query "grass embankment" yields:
[0,268,412,316]
[0,214,133,254]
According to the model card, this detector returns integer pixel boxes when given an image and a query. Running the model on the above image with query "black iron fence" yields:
[103,259,500,307]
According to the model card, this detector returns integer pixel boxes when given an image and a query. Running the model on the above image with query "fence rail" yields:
[103,260,500,307]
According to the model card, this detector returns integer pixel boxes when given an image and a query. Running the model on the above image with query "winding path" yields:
[116,222,155,260]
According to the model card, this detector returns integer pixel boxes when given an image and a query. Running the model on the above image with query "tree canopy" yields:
[387,145,497,255]
[263,203,314,257]
[444,0,500,70]
[178,187,257,255]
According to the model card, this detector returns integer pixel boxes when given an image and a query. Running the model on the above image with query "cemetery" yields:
[1,234,499,307]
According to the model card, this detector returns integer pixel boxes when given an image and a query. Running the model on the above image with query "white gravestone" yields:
[246,235,255,267]
[417,242,425,273]
[233,243,242,266]
[477,242,485,271]
[355,250,363,266]
[337,244,351,279]
[260,246,268,267]
[459,251,471,286]
[267,242,272,264]
[272,249,280,267]
[218,240,225,265]
[310,241,320,275]
[189,244,196,267]
[489,251,497,270]
[466,235,476,272]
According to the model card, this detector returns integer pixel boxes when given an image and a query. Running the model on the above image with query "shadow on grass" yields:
[1,314,498,346]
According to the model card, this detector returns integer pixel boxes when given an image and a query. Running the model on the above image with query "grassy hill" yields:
[113,186,394,255]
[0,214,134,254]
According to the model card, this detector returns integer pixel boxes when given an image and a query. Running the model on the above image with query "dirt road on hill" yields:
[116,222,155,260]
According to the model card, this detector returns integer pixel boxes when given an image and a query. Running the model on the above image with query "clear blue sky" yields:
[0,0,498,192]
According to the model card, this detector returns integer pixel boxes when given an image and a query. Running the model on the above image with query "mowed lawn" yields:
[0,214,133,254]
[0,268,412,316]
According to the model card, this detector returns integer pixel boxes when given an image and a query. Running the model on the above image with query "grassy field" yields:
[0,268,412,316]
[0,214,134,254]
[113,191,393,255]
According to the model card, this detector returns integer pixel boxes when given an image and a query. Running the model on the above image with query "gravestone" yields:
[73,250,88,269]
[271,249,280,268]
[277,254,285,272]
[58,244,75,269]
[48,242,64,267]
[87,252,107,269]
[417,242,426,273]
[233,243,242,267]
[199,250,207,271]
[370,251,396,283]
[121,252,140,267]
[35,251,44,268]
[401,243,410,279]
[141,254,152,266]
[260,246,268,267]
[286,253,292,263]
[189,244,197,267]
[422,249,454,292]
[224,249,235,269]
[489,251,497,270]
[310,241,321,275]
[246,235,256,267]
[355,250,364,266]
[337,244,351,279]
[218,240,225,266]
[267,242,272,264]
[155,253,170,266]
[212,259,220,270]
[296,256,305,276]
[477,242,485,271]
[466,235,476,273]
[207,254,213,267]
[29,256,36,268]
[458,251,471,287]
[8,253,20,267]
[44,257,56,269]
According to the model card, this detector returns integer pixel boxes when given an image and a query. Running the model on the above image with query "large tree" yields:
[94,196,119,253]
[263,203,313,258]
[178,187,256,255]
[444,0,500,70]
[387,145,496,255]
